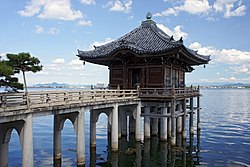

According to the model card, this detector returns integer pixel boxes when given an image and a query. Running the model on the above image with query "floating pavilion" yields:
[77,13,210,143]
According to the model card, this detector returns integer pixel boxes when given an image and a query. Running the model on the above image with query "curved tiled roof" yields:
[77,19,210,65]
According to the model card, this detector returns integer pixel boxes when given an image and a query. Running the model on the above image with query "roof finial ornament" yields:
[146,12,152,20]
[179,37,183,43]
[170,35,174,41]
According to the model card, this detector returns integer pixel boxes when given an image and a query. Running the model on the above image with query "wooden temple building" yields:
[77,13,210,90]
[77,13,210,144]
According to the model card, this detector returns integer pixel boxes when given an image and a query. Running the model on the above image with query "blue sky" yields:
[0,0,250,86]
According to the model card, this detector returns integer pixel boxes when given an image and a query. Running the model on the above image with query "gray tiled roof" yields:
[77,19,210,64]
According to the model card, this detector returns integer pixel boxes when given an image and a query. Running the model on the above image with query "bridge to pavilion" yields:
[0,87,200,166]
[0,12,209,167]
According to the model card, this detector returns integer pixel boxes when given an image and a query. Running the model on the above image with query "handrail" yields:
[0,87,200,112]
[139,87,200,98]
[0,89,138,112]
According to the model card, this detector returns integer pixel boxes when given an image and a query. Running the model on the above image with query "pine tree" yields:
[6,52,43,93]
[0,58,23,92]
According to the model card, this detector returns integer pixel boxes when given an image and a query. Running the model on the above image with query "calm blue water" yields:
[6,89,250,166]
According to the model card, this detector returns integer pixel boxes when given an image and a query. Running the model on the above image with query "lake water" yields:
[6,89,250,166]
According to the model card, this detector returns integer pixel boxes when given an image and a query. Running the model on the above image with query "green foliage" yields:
[0,61,13,76]
[6,52,43,93]
[0,58,23,92]
[0,52,42,92]
[6,52,43,73]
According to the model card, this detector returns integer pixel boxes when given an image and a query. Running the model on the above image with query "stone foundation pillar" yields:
[90,111,96,147]
[0,142,8,167]
[167,106,171,138]
[160,107,168,141]
[54,114,62,164]
[135,101,141,141]
[111,103,118,151]
[144,106,150,139]
[177,104,182,133]
[22,113,34,167]
[76,110,85,166]
[170,100,176,146]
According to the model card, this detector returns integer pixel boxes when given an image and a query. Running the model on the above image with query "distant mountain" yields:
[190,82,250,87]
[220,83,250,87]
[31,82,96,88]
[32,82,69,87]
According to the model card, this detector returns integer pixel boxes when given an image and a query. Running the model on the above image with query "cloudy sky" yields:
[0,0,249,86]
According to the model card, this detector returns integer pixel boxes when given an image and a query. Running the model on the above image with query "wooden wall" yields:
[147,67,163,87]
[108,54,186,89]
[110,68,123,88]
[109,65,185,89]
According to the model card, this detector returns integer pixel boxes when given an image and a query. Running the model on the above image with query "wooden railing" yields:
[0,87,200,112]
[0,90,138,112]
[139,87,200,98]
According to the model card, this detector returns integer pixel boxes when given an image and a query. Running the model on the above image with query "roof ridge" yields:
[147,23,182,47]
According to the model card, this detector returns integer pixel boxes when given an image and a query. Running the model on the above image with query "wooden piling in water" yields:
[189,97,194,134]
[182,98,187,138]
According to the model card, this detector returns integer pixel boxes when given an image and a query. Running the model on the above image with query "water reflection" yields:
[91,131,201,167]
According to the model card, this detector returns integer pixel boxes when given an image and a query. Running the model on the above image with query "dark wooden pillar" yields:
[122,64,128,89]
[145,59,149,88]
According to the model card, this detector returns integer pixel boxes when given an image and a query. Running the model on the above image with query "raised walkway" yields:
[0,88,200,167]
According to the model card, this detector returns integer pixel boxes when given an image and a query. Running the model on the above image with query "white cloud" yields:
[18,0,92,22]
[178,0,211,14]
[35,25,44,33]
[157,24,188,40]
[155,0,246,19]
[52,58,65,64]
[213,0,247,18]
[104,0,132,13]
[189,42,250,65]
[90,38,114,49]
[25,58,109,85]
[230,65,250,74]
[69,59,83,66]
[189,42,250,82]
[78,20,92,26]
[206,17,218,22]
[189,42,202,50]
[154,8,179,17]
[49,28,60,35]
[219,76,237,82]
[80,0,95,5]
[38,0,83,20]
[154,0,211,17]
[18,0,45,17]
[34,26,61,35]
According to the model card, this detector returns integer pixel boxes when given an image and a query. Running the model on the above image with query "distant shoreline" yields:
[28,86,250,89]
